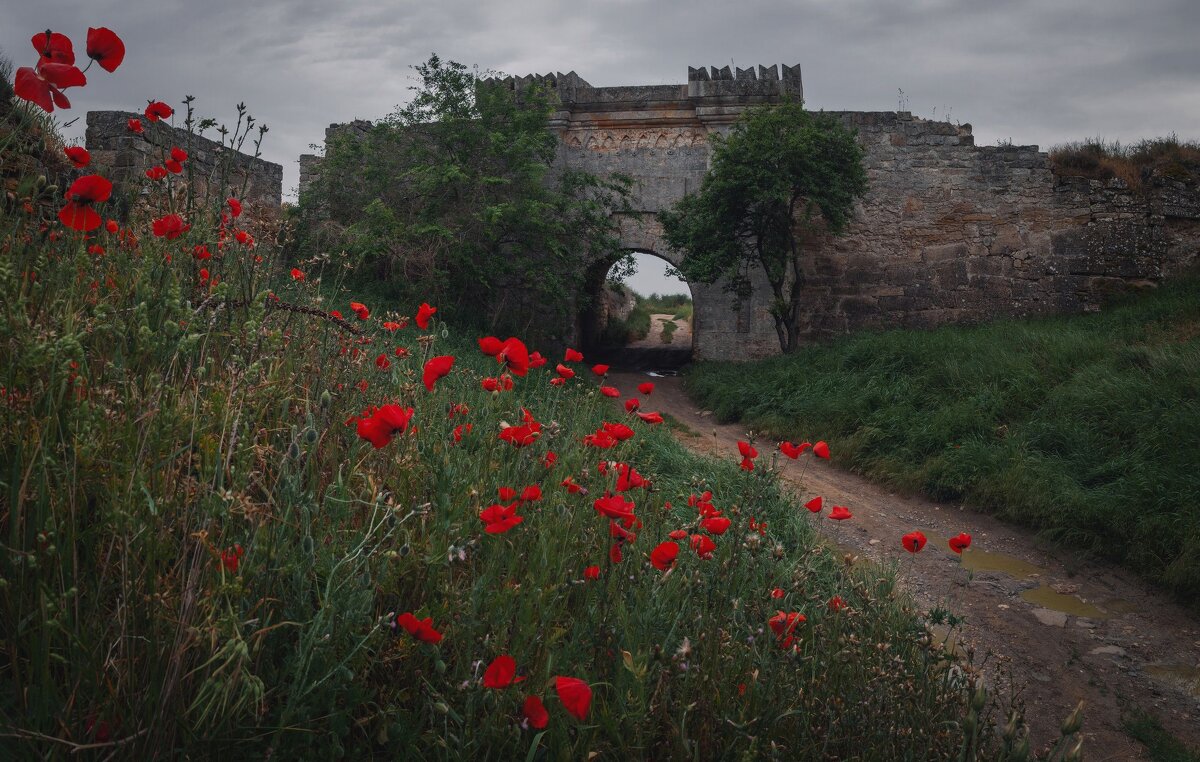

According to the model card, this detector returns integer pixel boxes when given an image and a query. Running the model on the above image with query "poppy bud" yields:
[434,702,450,715]
[1060,701,1083,736]
[305,428,317,444]
[435,660,447,674]
[399,543,411,557]
[970,681,987,711]
[302,536,314,555]
[319,390,332,408]
[36,175,47,188]
[1064,739,1083,762]
[288,441,301,459]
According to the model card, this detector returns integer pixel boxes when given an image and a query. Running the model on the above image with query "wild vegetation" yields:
[0,31,1090,759]
[598,288,692,346]
[660,100,867,353]
[1049,135,1200,188]
[686,276,1200,602]
[292,55,631,342]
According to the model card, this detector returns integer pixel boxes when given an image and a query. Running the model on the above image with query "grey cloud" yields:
[3,0,1196,199]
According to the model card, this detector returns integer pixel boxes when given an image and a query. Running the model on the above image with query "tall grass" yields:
[0,153,1075,757]
[685,277,1200,602]
[1049,135,1200,187]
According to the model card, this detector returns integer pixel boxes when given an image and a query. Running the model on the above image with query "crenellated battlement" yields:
[479,64,802,106]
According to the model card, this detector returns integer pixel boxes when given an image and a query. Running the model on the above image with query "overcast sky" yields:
[6,0,1198,222]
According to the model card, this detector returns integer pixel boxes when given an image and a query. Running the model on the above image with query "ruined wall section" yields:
[85,111,283,209]
[797,112,1200,337]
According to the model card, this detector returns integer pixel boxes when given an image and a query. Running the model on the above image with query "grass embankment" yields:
[0,190,1037,757]
[685,277,1200,601]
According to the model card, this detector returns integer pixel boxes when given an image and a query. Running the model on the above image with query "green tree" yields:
[296,54,630,338]
[659,100,867,352]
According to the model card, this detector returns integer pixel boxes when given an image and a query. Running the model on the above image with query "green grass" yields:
[1123,711,1200,762]
[685,277,1200,602]
[659,317,678,344]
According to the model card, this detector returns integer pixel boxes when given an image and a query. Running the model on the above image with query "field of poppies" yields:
[0,26,1089,760]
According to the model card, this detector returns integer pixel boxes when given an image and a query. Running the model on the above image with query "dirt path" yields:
[628,313,692,349]
[611,371,1200,760]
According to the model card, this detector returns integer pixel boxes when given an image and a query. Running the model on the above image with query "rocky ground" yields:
[610,370,1200,761]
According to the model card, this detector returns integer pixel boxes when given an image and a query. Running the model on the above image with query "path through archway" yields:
[578,251,695,371]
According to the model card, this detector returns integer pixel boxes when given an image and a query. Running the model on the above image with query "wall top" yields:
[480,63,803,107]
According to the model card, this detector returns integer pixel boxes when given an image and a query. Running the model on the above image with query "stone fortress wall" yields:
[85,110,283,209]
[302,64,1200,360]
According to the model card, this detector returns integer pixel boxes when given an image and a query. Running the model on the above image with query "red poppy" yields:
[422,355,455,391]
[609,543,623,564]
[356,404,414,448]
[780,441,809,459]
[500,422,541,447]
[416,302,436,329]
[498,487,518,501]
[636,411,664,425]
[804,496,823,513]
[813,441,831,459]
[290,268,306,281]
[828,595,849,612]
[127,118,143,133]
[615,463,646,492]
[594,494,636,521]
[220,543,245,572]
[170,146,188,163]
[88,244,105,256]
[690,534,717,557]
[33,31,75,65]
[564,348,583,363]
[561,476,582,494]
[638,382,654,395]
[192,245,210,261]
[624,398,640,413]
[15,61,86,113]
[602,422,634,442]
[609,519,637,543]
[829,505,852,521]
[395,612,443,644]
[650,541,679,571]
[145,165,167,181]
[350,301,370,320]
[58,175,112,232]
[948,532,972,554]
[64,146,90,167]
[493,337,528,377]
[740,457,754,472]
[144,100,174,122]
[227,197,242,217]
[198,268,210,283]
[86,27,125,72]
[768,611,806,648]
[555,364,575,380]
[235,230,254,247]
[528,351,547,369]
[483,655,521,688]
[600,386,620,398]
[105,219,119,234]
[384,321,407,332]
[480,502,524,533]
[521,485,542,502]
[356,379,369,393]
[478,336,504,356]
[152,213,186,239]
[737,441,758,459]
[591,364,609,376]
[523,695,549,729]
[549,377,566,387]
[583,565,600,580]
[902,530,927,553]
[583,429,617,448]
[555,676,591,720]
[701,516,731,535]
[481,377,501,392]
[452,423,472,442]
[165,159,183,174]
[330,311,343,319]
[375,353,391,371]
[771,587,785,599]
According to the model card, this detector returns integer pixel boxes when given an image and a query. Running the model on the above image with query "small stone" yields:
[1090,645,1126,657]
[868,539,880,545]
[1032,608,1068,627]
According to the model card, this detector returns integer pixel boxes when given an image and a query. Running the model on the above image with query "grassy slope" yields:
[685,277,1200,601]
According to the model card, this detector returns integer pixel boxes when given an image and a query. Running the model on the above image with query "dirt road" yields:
[628,314,692,349]
[611,370,1200,760]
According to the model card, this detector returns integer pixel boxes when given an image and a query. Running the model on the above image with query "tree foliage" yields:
[296,54,630,338]
[659,101,867,352]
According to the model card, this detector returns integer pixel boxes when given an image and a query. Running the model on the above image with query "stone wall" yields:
[85,111,283,209]
[301,66,1200,360]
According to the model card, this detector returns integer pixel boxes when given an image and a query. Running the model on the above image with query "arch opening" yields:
[578,251,695,371]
